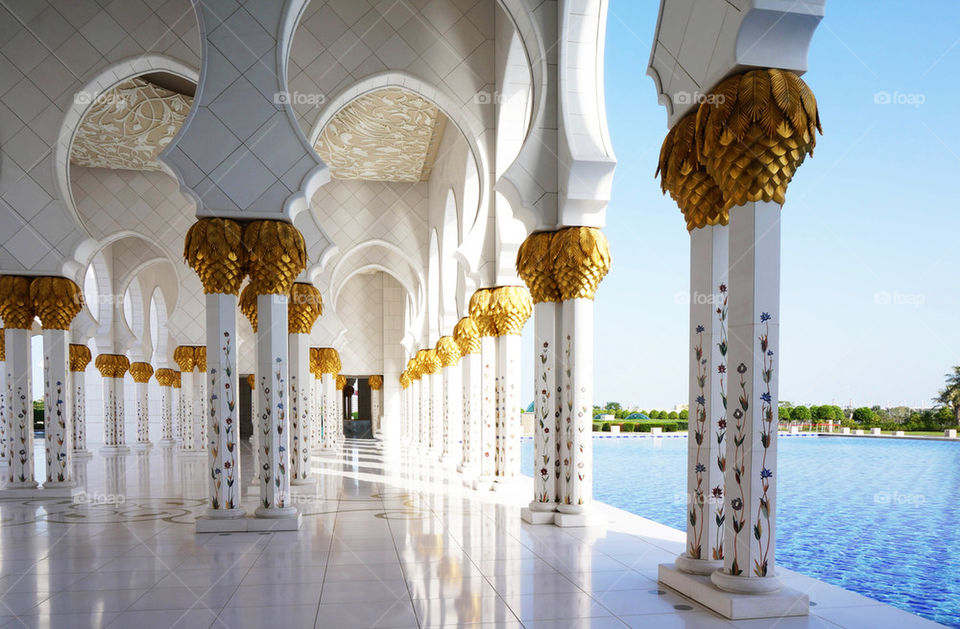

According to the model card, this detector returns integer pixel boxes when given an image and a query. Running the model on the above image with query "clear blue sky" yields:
[588,0,960,411]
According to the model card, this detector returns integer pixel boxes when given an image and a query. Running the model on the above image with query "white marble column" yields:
[311,370,321,452]
[289,332,311,484]
[320,372,335,450]
[156,369,176,446]
[459,352,481,474]
[179,369,196,451]
[429,372,443,458]
[478,336,497,480]
[557,299,594,520]
[440,364,460,465]
[192,361,207,453]
[174,378,184,444]
[495,333,522,481]
[677,225,729,574]
[69,345,91,457]
[97,355,130,454]
[206,294,244,517]
[4,328,34,487]
[411,377,421,449]
[418,370,430,451]
[712,201,782,593]
[42,329,73,487]
[525,301,560,519]
[248,374,260,485]
[336,377,345,441]
[255,293,295,518]
[130,363,153,448]
[0,337,5,468]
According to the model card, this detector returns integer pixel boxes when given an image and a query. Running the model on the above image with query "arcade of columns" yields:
[0,222,380,521]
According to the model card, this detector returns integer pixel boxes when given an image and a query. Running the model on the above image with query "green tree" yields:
[668,411,679,419]
[935,366,960,423]
[605,402,621,411]
[779,406,792,422]
[679,409,689,420]
[810,405,830,421]
[792,405,811,421]
[852,407,876,424]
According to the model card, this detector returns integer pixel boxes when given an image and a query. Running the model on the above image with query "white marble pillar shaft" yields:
[557,298,594,514]
[206,293,243,516]
[102,376,127,451]
[321,373,336,449]
[419,377,429,450]
[713,201,781,592]
[249,374,260,484]
[677,225,729,574]
[430,372,443,458]
[134,381,150,446]
[289,333,311,484]
[4,329,34,486]
[495,334,522,480]
[371,388,381,436]
[459,352,481,473]
[71,371,88,453]
[0,359,5,466]
[311,376,321,451]
[42,329,73,486]
[412,379,421,447]
[440,366,460,464]
[192,367,206,451]
[179,371,194,450]
[529,301,560,510]
[256,294,294,517]
[478,336,497,478]
[159,385,174,444]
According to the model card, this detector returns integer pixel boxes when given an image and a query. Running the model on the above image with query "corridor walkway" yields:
[0,440,938,628]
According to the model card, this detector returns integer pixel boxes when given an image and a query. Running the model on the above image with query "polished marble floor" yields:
[0,439,942,628]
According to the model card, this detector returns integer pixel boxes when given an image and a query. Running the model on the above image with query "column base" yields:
[290,478,317,490]
[658,564,807,620]
[471,476,495,491]
[177,449,207,457]
[0,484,81,499]
[674,553,724,576]
[132,442,153,450]
[100,446,130,454]
[521,506,556,525]
[553,509,603,528]
[710,569,783,594]
[491,476,526,493]
[158,439,176,447]
[71,449,93,459]
[203,507,246,520]
[254,505,300,520]
[197,511,301,533]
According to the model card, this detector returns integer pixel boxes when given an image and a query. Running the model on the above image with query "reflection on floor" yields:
[0,439,941,628]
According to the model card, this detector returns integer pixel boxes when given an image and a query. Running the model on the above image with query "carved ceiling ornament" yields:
[70,78,191,172]
[314,88,447,183]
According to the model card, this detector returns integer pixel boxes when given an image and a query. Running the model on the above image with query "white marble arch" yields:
[426,230,442,345]
[56,55,200,285]
[329,240,425,320]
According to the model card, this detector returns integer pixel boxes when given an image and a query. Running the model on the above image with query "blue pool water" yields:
[521,435,960,626]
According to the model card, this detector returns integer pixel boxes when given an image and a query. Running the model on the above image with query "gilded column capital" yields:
[239,284,258,332]
[184,218,247,295]
[420,349,442,375]
[516,232,561,303]
[288,283,323,334]
[172,372,182,388]
[453,317,481,355]
[129,362,154,383]
[317,347,341,375]
[490,286,532,336]
[69,344,91,372]
[399,372,410,389]
[173,346,195,372]
[194,346,206,372]
[550,227,612,301]
[468,289,497,337]
[436,336,461,367]
[657,113,727,230]
[368,375,383,390]
[407,357,421,381]
[247,374,256,390]
[336,375,346,390]
[29,277,83,330]
[0,276,34,329]
[242,220,307,295]
[155,368,179,387]
[309,347,320,376]
[95,354,130,378]
[695,68,821,210]
[0,329,5,361]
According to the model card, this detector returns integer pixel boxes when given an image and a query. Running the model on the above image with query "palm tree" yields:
[935,366,960,424]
